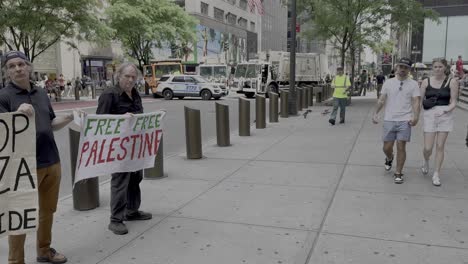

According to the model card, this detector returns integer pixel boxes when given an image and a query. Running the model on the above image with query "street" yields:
[53,94,260,198]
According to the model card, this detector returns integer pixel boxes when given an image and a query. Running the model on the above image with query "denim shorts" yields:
[383,121,412,142]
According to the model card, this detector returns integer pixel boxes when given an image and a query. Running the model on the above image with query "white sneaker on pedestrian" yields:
[432,172,441,187]
[421,160,429,175]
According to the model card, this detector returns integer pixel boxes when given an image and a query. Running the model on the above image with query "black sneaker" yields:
[125,211,152,221]
[384,157,393,171]
[328,119,335,125]
[108,222,128,235]
[339,119,345,124]
[394,173,404,184]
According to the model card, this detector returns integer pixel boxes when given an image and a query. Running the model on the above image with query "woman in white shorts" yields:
[420,58,459,186]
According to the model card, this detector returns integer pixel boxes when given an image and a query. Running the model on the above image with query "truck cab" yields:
[143,60,183,97]
[230,62,278,98]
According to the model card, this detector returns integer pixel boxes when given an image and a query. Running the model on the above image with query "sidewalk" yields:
[2,93,468,264]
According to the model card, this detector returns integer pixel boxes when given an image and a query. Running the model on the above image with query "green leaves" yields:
[299,0,439,67]
[106,0,197,68]
[0,0,110,62]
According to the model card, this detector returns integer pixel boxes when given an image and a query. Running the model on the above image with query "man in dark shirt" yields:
[359,70,368,96]
[375,72,386,98]
[96,62,152,235]
[0,51,75,264]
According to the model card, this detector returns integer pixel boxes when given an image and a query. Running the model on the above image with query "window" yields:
[238,18,247,29]
[172,76,185,82]
[226,0,236,5]
[239,0,247,10]
[214,8,224,22]
[159,76,170,82]
[185,77,197,83]
[201,2,209,15]
[250,22,255,31]
[226,13,237,25]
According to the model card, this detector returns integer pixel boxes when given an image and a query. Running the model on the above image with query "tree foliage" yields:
[106,0,197,69]
[299,0,439,68]
[0,0,110,62]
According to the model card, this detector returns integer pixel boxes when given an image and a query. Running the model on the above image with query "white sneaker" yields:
[432,173,441,187]
[421,160,429,175]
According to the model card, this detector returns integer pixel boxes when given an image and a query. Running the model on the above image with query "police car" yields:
[156,75,228,100]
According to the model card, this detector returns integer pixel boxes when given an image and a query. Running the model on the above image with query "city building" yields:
[260,0,288,52]
[397,0,468,65]
[176,0,261,64]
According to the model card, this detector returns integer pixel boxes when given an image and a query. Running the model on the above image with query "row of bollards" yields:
[68,86,322,211]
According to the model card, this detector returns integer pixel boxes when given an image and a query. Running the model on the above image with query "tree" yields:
[299,0,439,69]
[106,0,197,70]
[0,0,109,62]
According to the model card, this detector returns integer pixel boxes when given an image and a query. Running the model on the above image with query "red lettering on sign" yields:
[117,137,130,161]
[78,141,90,169]
[130,135,140,160]
[107,137,120,162]
[86,141,99,167]
[97,139,107,164]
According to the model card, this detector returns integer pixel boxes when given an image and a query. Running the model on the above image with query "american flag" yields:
[248,0,264,15]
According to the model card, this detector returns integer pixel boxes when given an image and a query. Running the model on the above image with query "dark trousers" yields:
[330,97,347,121]
[359,83,367,96]
[110,170,143,223]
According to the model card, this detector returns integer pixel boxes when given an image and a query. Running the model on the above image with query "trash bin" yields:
[69,128,100,211]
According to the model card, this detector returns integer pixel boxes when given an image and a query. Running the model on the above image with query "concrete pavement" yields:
[1,93,468,264]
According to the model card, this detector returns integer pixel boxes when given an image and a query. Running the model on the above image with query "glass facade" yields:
[423,16,468,63]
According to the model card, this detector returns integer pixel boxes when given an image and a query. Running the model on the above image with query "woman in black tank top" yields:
[419,58,459,186]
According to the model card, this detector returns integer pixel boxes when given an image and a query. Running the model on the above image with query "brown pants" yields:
[8,162,61,264]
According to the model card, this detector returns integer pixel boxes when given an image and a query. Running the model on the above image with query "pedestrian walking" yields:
[58,74,65,96]
[359,70,368,96]
[329,66,351,125]
[372,58,421,184]
[420,58,459,186]
[96,62,152,235]
[0,50,76,264]
[376,72,385,98]
[456,55,464,78]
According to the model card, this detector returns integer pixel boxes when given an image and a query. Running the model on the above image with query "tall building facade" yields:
[399,0,468,64]
[260,0,288,52]
[177,0,260,63]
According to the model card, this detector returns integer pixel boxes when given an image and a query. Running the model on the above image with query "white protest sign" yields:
[74,111,165,184]
[0,112,38,238]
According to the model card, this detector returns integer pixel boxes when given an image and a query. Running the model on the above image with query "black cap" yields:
[1,51,30,68]
[396,57,412,68]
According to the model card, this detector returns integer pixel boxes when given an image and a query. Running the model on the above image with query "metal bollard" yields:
[184,106,202,159]
[317,92,323,103]
[280,90,289,118]
[215,103,230,146]
[69,128,99,211]
[256,95,266,129]
[144,136,166,179]
[74,85,80,101]
[91,85,96,99]
[310,87,314,106]
[297,88,303,112]
[269,92,279,123]
[239,97,250,136]
[302,88,308,109]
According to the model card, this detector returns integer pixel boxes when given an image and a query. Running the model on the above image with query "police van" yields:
[156,75,228,100]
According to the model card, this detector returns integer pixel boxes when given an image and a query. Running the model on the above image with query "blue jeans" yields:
[330,98,347,121]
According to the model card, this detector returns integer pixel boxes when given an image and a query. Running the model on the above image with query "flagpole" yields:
[288,0,297,115]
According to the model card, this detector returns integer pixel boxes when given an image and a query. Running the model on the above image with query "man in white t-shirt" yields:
[372,58,421,184]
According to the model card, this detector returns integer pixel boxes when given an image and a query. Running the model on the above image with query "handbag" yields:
[422,77,449,110]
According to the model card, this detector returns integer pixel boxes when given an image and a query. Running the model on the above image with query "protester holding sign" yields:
[0,51,76,264]
[96,62,152,235]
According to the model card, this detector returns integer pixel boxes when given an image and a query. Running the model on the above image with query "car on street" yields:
[156,75,228,100]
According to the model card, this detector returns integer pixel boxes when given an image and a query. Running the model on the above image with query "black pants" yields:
[110,170,143,223]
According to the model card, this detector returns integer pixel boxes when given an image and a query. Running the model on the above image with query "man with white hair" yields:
[0,50,75,264]
[96,62,152,235]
